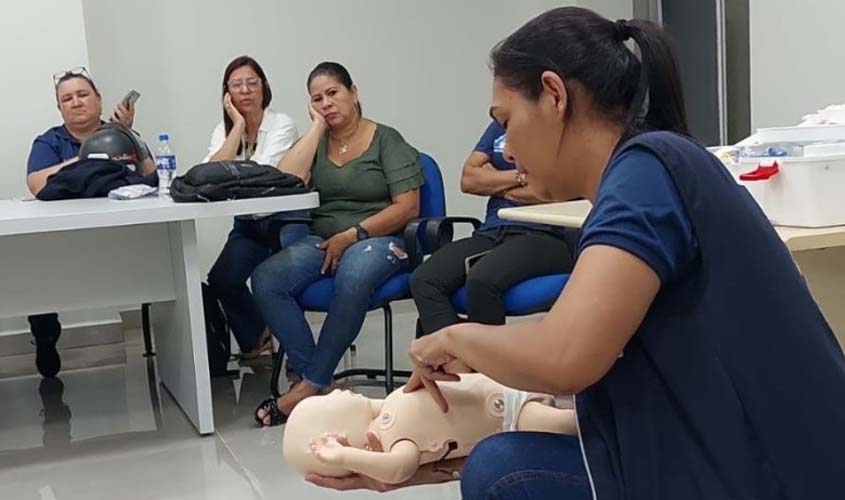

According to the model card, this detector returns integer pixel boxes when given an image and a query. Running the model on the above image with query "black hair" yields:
[221,55,272,153]
[55,74,101,101]
[306,61,362,116]
[491,6,689,137]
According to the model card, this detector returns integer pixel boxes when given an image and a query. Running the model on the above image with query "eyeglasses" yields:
[53,66,92,87]
[226,77,261,92]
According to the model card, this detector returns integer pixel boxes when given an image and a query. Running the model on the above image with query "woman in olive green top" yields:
[252,62,424,426]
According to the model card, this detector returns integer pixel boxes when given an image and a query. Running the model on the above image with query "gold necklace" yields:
[331,121,360,156]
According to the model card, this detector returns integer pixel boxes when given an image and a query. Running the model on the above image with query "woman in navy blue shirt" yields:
[310,6,845,499]
[410,119,578,337]
[24,68,151,380]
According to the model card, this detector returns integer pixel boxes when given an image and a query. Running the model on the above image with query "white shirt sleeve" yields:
[251,113,299,167]
[202,121,226,163]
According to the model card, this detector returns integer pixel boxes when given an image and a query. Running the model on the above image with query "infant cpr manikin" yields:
[283,373,576,484]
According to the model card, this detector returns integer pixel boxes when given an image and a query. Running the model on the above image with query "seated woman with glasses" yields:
[25,67,154,380]
[204,55,303,360]
[251,61,424,426]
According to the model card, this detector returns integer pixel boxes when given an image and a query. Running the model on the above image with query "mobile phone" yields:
[464,250,492,275]
[122,89,141,107]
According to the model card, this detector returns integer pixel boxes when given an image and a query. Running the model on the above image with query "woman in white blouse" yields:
[205,55,304,359]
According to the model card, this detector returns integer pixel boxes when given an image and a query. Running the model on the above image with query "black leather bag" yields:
[170,160,310,202]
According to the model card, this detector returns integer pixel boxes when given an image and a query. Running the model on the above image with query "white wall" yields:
[577,0,633,19]
[749,0,844,129]
[0,0,89,199]
[0,1,121,338]
[81,0,574,272]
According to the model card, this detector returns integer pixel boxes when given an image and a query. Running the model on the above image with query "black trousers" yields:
[410,226,578,335]
[28,314,61,344]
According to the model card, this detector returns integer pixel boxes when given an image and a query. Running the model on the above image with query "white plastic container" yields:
[736,154,845,227]
[735,124,845,147]
[713,124,845,227]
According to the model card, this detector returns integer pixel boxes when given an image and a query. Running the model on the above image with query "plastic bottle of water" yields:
[155,133,177,198]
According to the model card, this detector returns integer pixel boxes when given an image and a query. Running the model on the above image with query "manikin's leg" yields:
[517,402,577,435]
[504,388,578,435]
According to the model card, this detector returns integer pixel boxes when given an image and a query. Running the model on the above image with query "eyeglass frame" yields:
[53,66,93,88]
[225,77,262,92]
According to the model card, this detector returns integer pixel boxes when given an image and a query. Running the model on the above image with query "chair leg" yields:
[270,347,285,399]
[384,305,394,394]
[141,303,155,357]
[332,304,411,390]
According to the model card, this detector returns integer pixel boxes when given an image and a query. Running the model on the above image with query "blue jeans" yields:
[251,234,407,389]
[207,217,309,352]
[461,432,592,500]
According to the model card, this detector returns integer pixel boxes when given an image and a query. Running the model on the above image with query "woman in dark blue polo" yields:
[25,67,146,379]
[312,7,845,499]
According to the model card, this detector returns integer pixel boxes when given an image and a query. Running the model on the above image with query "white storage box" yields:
[714,125,845,228]
[735,124,845,146]
[735,154,845,227]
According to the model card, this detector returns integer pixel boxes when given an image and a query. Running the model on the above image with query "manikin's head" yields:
[283,389,382,478]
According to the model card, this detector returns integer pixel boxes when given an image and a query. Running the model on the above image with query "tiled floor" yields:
[0,308,461,500]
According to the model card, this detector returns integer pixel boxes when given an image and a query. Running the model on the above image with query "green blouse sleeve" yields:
[378,126,425,198]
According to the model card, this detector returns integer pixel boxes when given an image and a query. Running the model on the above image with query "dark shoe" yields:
[254,397,289,427]
[36,340,61,378]
[238,336,273,360]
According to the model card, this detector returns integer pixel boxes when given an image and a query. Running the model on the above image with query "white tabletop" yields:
[498,201,592,229]
[498,201,845,252]
[0,192,319,237]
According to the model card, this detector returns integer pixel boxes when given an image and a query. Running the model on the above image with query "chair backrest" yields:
[418,153,446,218]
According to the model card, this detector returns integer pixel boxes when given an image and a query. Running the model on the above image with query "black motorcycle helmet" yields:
[79,122,149,172]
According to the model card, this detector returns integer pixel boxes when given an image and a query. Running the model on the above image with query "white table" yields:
[500,201,845,349]
[0,194,319,434]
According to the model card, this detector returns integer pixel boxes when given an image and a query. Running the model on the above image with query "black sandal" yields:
[254,397,289,427]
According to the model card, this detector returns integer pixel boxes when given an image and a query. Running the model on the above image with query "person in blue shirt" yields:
[410,120,578,336]
[309,7,845,499]
[25,67,152,378]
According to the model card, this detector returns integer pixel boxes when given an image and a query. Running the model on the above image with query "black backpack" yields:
[202,283,234,377]
[170,160,310,202]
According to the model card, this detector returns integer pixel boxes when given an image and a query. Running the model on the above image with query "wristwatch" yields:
[355,224,370,241]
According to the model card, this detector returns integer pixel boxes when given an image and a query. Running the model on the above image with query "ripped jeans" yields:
[251,234,407,389]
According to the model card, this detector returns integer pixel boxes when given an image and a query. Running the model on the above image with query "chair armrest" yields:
[402,216,482,269]
[423,217,482,254]
[403,218,429,269]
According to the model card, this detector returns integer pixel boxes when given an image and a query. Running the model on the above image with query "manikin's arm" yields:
[516,402,578,435]
[312,435,421,485]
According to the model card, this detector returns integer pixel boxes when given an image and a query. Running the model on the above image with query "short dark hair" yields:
[54,74,101,102]
[221,55,273,152]
[307,61,362,116]
[491,7,689,138]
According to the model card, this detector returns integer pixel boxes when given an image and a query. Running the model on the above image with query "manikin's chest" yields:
[369,374,507,461]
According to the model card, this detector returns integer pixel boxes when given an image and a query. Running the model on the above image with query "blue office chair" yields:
[450,274,570,318]
[269,153,479,396]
